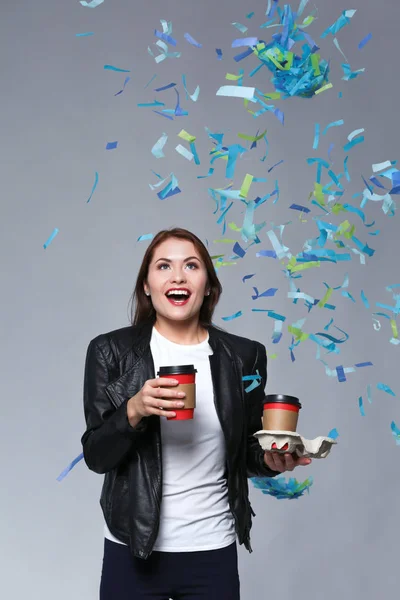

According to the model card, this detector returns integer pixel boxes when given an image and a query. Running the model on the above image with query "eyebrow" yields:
[155,256,201,264]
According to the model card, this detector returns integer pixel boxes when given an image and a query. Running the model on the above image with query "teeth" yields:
[167,290,189,296]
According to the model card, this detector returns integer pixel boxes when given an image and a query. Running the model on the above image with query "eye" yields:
[186,262,198,269]
[158,263,169,270]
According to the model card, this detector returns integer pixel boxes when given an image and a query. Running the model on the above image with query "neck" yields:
[154,317,208,345]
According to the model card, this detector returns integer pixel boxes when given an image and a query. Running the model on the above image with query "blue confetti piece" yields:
[336,365,346,382]
[154,30,177,46]
[256,250,277,258]
[154,82,176,92]
[114,76,131,96]
[343,136,365,152]
[242,273,256,283]
[57,452,84,481]
[80,0,104,6]
[328,428,339,440]
[322,119,344,135]
[313,123,320,150]
[216,48,223,60]
[266,0,279,18]
[360,290,369,308]
[359,396,365,416]
[104,64,130,72]
[232,37,258,48]
[106,141,118,150]
[252,287,278,299]
[358,33,372,49]
[251,475,313,500]
[157,186,181,200]
[367,383,372,404]
[377,383,396,397]
[43,228,59,249]
[391,421,400,445]
[355,362,373,368]
[144,74,157,88]
[268,159,284,173]
[289,203,310,213]
[153,110,174,120]
[233,242,246,258]
[76,32,94,37]
[137,233,154,242]
[233,47,254,62]
[184,33,202,48]
[86,171,99,203]
[222,310,243,321]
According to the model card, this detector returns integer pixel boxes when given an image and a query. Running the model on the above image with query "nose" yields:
[170,267,186,283]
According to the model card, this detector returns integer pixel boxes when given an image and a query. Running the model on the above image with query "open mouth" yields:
[165,291,191,306]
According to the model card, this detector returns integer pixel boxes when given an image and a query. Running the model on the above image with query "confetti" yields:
[251,287,278,299]
[322,119,344,135]
[43,228,59,249]
[176,144,194,161]
[320,9,357,38]
[232,22,248,33]
[358,33,372,50]
[341,63,365,81]
[182,75,200,101]
[391,422,400,445]
[104,64,130,72]
[377,383,396,397]
[106,141,118,150]
[57,453,84,481]
[154,29,177,46]
[151,133,168,158]
[79,0,104,6]
[76,32,94,37]
[86,171,99,203]
[216,85,255,100]
[216,49,223,60]
[251,476,313,500]
[137,234,154,242]
[184,33,202,48]
[221,310,243,321]
[114,76,131,96]
[328,428,339,440]
[231,37,258,48]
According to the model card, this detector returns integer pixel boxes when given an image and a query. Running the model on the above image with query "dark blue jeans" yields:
[100,538,240,599]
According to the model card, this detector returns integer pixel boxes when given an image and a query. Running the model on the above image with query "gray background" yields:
[1,0,399,598]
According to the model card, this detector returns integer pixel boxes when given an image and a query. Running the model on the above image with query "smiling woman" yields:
[81,226,309,600]
[129,227,223,344]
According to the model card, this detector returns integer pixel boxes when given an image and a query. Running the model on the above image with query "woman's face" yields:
[144,238,210,325]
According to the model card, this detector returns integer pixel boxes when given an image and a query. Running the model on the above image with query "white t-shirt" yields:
[104,325,236,551]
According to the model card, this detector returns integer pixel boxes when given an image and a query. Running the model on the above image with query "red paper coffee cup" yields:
[157,365,197,420]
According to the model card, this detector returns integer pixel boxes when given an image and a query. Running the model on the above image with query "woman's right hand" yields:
[127,377,186,425]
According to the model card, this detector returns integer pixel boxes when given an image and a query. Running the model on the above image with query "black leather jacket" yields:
[81,321,277,560]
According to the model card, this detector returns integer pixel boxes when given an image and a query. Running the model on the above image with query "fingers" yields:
[144,378,186,418]
[151,377,180,388]
[264,451,297,472]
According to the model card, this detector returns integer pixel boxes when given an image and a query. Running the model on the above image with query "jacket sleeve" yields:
[81,338,147,474]
[246,341,279,478]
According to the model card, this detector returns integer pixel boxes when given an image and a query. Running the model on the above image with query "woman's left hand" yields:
[264,451,312,473]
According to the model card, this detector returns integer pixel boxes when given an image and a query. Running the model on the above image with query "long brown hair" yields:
[129,227,223,328]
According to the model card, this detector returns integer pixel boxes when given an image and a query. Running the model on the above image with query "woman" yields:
[81,227,311,600]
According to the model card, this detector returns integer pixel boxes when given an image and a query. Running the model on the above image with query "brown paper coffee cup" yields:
[263,394,302,432]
